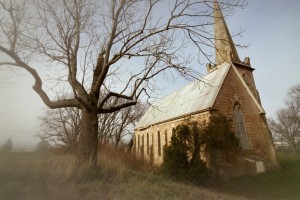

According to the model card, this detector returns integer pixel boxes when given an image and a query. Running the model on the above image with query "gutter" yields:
[135,107,217,131]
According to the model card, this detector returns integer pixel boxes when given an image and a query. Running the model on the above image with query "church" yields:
[133,1,278,177]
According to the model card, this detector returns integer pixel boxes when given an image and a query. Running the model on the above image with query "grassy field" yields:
[0,151,299,200]
[213,153,300,200]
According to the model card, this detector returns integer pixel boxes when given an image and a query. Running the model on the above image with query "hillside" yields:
[0,150,299,200]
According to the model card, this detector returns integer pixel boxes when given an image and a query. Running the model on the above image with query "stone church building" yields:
[133,1,278,176]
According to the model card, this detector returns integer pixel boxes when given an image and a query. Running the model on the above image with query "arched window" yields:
[165,130,168,147]
[142,134,144,154]
[172,127,175,138]
[134,135,136,152]
[234,103,250,150]
[147,133,149,155]
[138,135,140,153]
[158,131,161,156]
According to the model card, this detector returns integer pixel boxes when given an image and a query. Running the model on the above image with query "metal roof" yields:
[135,63,231,129]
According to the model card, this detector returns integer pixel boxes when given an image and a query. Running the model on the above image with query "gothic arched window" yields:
[158,131,161,156]
[142,135,144,155]
[172,127,175,138]
[147,133,149,155]
[165,130,168,147]
[234,103,250,150]
[138,135,140,153]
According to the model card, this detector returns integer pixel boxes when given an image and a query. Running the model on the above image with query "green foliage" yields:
[2,138,13,153]
[202,115,240,160]
[162,114,240,182]
[201,115,240,176]
[187,158,210,184]
[162,122,210,184]
[162,135,189,179]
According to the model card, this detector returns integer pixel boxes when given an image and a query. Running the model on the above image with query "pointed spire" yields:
[214,0,240,64]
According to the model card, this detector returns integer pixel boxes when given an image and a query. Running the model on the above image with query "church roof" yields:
[135,63,230,129]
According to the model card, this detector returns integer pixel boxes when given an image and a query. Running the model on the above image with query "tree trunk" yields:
[76,108,99,168]
[289,140,297,153]
[114,130,122,148]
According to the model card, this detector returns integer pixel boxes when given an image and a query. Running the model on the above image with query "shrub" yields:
[162,114,240,182]
[202,115,240,172]
[36,140,51,153]
[162,122,210,183]
[162,135,189,179]
[187,158,210,184]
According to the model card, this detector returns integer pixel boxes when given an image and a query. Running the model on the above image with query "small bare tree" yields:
[38,107,81,152]
[269,84,300,152]
[0,0,246,168]
[111,101,146,147]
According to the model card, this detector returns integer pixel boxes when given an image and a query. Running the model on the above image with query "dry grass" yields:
[0,150,249,200]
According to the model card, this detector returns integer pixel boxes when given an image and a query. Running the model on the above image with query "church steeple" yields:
[214,0,240,64]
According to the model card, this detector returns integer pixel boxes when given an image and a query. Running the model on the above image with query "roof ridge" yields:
[135,64,231,129]
[153,64,228,104]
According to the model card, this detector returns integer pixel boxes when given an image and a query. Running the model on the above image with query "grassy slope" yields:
[213,153,300,200]
[0,151,299,200]
[0,151,246,200]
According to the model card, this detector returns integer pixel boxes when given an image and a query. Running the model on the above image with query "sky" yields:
[0,0,300,150]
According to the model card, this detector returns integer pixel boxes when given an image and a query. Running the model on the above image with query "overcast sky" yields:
[0,0,300,149]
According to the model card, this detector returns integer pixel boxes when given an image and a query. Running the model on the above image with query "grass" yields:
[213,153,300,200]
[0,149,245,200]
[0,150,299,200]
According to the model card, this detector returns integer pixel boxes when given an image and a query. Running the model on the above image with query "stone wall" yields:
[134,112,211,166]
[213,66,277,169]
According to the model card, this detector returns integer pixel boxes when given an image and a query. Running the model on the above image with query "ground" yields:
[213,153,300,200]
[0,150,299,200]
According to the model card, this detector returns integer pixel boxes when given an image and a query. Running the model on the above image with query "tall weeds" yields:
[0,150,246,200]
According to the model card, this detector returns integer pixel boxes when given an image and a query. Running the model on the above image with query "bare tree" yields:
[97,97,146,147]
[38,107,81,152]
[0,0,246,168]
[287,84,300,116]
[109,101,146,147]
[38,100,145,151]
[269,84,300,152]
